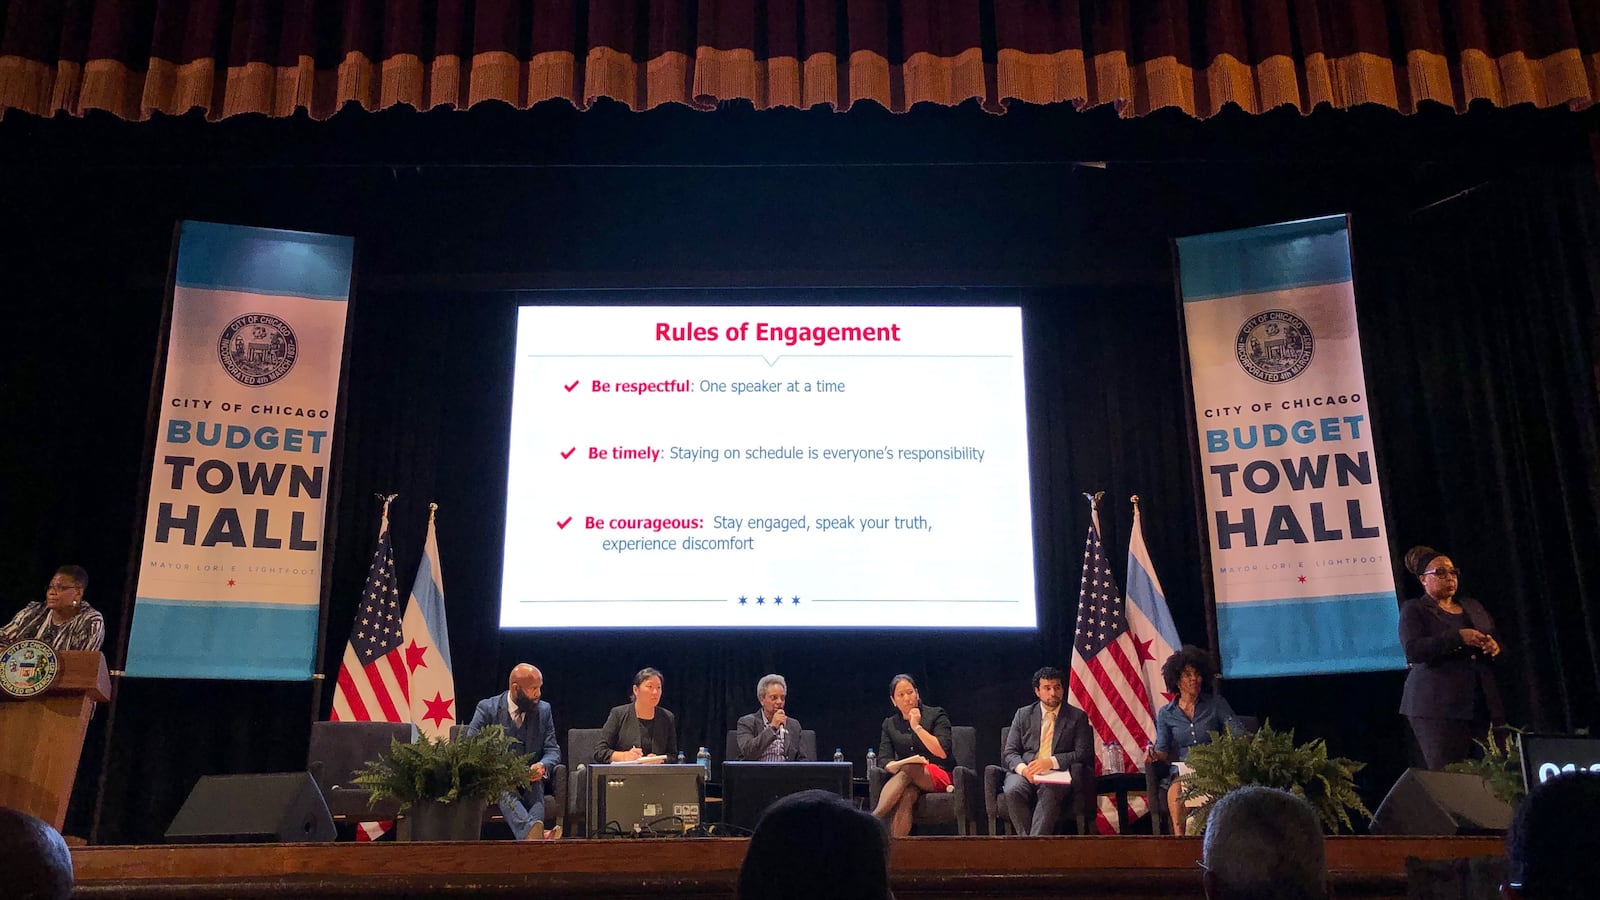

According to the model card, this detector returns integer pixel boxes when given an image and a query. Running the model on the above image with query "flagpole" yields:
[1169,242,1223,669]
[1083,490,1104,534]
[90,223,183,845]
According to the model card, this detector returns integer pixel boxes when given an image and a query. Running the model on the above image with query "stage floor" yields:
[71,835,1505,899]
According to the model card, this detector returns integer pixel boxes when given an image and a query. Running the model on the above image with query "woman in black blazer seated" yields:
[1399,545,1505,770]
[595,667,679,762]
[871,673,953,837]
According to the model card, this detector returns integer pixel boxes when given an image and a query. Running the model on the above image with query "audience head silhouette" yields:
[0,806,74,900]
[1504,772,1600,899]
[737,789,893,900]
[1200,786,1326,900]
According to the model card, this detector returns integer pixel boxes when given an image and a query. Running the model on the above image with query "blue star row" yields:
[737,595,801,606]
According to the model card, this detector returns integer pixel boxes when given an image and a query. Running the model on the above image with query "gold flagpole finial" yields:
[428,502,438,521]
[1130,494,1141,508]
[1082,491,1103,511]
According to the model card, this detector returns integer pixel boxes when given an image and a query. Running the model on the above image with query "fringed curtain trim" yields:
[1,0,1595,122]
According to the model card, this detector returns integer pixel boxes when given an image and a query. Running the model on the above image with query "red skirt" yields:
[926,763,953,792]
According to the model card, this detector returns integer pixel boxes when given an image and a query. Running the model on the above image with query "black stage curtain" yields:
[1,101,1597,843]
[1355,170,1600,734]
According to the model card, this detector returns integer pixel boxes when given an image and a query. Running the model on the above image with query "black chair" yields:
[306,721,417,824]
[982,725,1093,835]
[722,728,820,770]
[866,725,982,835]
[565,727,605,837]
[448,723,567,836]
[1146,714,1258,835]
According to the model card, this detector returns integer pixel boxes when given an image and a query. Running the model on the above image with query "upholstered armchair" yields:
[982,725,1094,835]
[867,724,982,835]
[306,721,418,824]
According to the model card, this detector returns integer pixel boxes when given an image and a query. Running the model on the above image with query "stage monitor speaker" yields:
[166,772,335,843]
[1369,769,1512,836]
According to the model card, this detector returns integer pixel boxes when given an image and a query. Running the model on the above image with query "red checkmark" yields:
[561,447,576,459]
[556,517,572,529]
[564,380,580,392]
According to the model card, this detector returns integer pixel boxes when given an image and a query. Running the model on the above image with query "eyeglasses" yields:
[47,582,83,593]
[1423,567,1461,578]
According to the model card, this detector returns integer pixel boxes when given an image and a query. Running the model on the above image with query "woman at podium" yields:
[595,667,678,762]
[0,566,103,652]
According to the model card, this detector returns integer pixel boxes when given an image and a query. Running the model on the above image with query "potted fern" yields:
[351,724,532,841]
[1179,720,1370,834]
[1445,726,1524,807]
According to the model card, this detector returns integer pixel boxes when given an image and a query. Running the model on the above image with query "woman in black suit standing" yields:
[1398,545,1505,770]
[595,667,679,762]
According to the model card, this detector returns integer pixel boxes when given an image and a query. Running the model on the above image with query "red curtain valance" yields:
[1,1,1596,122]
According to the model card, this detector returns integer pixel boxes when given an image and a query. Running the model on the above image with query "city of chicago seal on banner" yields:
[1,639,60,698]
[218,312,299,386]
[1234,309,1313,384]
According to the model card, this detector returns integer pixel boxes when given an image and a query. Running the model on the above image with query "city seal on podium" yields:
[218,312,299,387]
[1235,309,1314,384]
[0,639,60,699]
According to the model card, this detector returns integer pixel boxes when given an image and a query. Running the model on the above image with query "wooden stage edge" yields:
[71,835,1506,899]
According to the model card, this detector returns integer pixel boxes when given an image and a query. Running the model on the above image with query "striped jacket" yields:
[0,601,105,652]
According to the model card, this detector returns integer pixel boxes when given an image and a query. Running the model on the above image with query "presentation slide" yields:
[500,305,1037,629]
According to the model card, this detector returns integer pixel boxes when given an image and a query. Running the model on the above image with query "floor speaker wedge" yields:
[165,772,335,843]
[1369,769,1512,835]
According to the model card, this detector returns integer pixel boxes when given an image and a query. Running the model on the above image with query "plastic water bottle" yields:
[833,748,845,763]
[696,746,711,777]
[866,748,877,771]
[1105,740,1124,774]
[675,750,685,764]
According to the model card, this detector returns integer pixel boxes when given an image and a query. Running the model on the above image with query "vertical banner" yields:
[1176,216,1404,678]
[125,221,354,680]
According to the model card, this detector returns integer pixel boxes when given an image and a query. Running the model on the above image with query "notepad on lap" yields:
[1035,770,1073,785]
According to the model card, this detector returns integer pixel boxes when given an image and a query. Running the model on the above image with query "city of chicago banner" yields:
[126,221,354,680]
[1177,216,1404,678]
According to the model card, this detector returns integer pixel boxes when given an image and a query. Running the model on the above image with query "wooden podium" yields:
[0,650,111,830]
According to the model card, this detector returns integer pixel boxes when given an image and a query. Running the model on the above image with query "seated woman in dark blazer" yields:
[594,667,679,762]
[1398,545,1504,771]
[871,673,953,837]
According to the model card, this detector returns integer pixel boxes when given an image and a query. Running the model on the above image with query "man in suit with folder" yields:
[735,674,809,761]
[467,663,562,840]
[1001,666,1092,835]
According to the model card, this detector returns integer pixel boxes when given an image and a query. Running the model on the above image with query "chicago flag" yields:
[1125,497,1181,717]
[402,505,456,741]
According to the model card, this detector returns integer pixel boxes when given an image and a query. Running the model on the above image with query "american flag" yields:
[1068,513,1156,832]
[329,499,407,840]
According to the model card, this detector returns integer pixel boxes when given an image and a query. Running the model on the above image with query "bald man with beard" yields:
[467,664,563,839]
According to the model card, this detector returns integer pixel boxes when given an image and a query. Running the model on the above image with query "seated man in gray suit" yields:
[467,663,562,840]
[735,673,809,761]
[1001,665,1093,835]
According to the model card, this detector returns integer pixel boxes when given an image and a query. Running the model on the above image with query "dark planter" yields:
[400,798,487,841]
